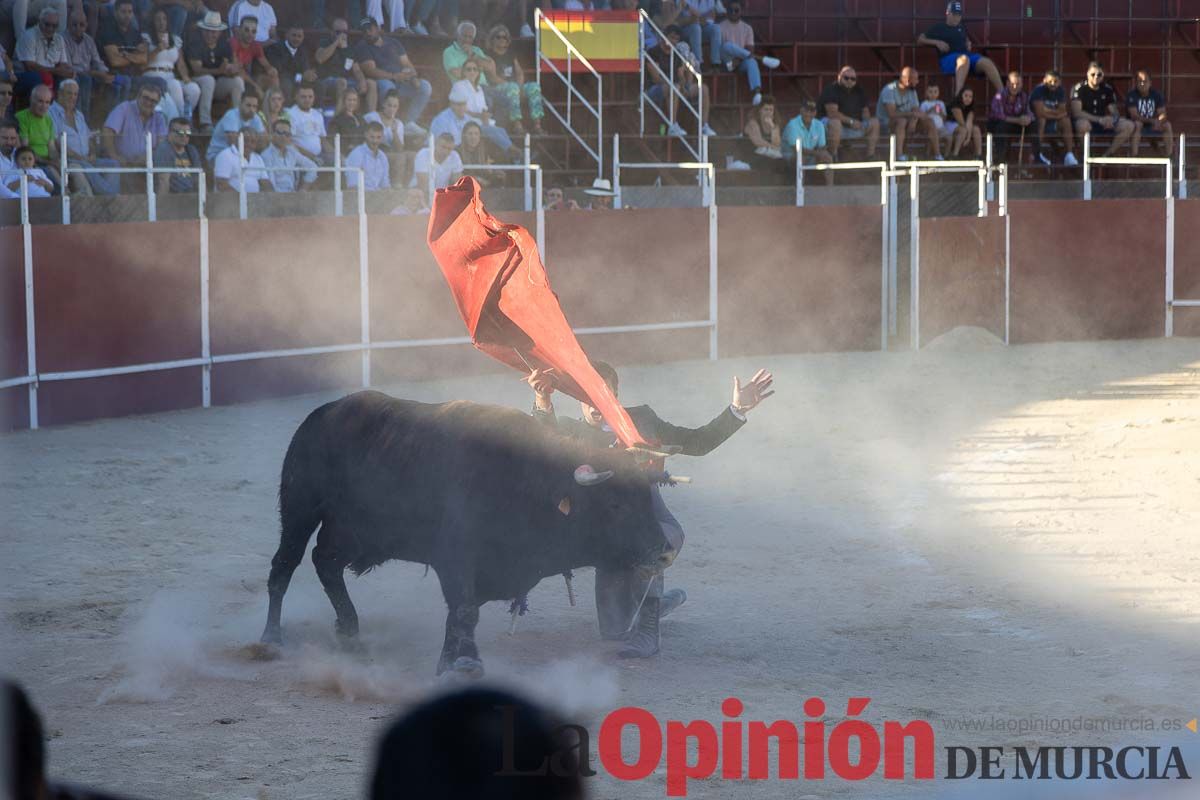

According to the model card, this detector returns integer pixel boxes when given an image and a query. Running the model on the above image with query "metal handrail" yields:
[638,8,703,160]
[535,7,603,177]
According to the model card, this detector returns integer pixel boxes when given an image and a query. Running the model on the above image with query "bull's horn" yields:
[574,465,614,486]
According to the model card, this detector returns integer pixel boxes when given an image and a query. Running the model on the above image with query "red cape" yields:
[426,177,648,448]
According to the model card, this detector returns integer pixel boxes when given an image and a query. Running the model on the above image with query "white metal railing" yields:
[905,159,1009,351]
[4,159,701,430]
[608,133,717,359]
[794,144,891,350]
[535,7,603,177]
[638,9,703,161]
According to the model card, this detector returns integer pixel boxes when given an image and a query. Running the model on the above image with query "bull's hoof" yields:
[260,626,283,646]
[438,657,485,682]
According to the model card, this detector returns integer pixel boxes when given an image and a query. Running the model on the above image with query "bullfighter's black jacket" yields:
[532,403,745,455]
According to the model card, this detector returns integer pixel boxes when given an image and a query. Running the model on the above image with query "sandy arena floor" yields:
[3,335,1200,799]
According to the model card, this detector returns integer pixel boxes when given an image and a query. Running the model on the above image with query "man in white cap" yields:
[917,1,1002,99]
[186,11,244,132]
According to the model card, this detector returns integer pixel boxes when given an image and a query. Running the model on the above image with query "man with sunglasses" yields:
[1126,69,1173,159]
[260,117,318,192]
[13,7,73,99]
[153,116,201,193]
[819,65,881,160]
[1070,61,1133,156]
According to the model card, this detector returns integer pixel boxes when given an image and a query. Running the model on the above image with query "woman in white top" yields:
[363,90,405,150]
[453,59,491,124]
[450,58,516,155]
[142,8,201,121]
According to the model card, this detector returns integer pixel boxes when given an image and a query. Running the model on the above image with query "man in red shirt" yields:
[230,14,278,95]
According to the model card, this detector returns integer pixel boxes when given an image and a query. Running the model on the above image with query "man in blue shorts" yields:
[917,1,1002,100]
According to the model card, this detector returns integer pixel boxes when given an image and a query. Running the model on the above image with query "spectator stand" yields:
[793,140,889,350]
[610,133,716,360]
[637,9,704,162]
[535,8,604,179]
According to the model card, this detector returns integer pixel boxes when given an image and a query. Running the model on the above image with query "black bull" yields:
[260,391,674,676]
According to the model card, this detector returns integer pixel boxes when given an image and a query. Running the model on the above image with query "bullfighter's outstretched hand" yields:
[732,369,774,415]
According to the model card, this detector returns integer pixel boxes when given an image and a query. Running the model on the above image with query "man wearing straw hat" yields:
[186,11,245,132]
[582,176,615,210]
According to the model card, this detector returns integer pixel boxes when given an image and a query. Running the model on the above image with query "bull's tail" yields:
[261,410,327,644]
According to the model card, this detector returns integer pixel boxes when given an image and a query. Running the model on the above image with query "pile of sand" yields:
[923,325,1006,352]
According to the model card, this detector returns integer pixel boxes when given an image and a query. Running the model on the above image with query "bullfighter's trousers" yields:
[595,485,684,639]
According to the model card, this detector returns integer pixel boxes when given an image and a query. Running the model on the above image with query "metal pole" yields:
[146,131,157,222]
[909,165,920,351]
[199,178,210,408]
[1002,164,1011,345]
[237,131,247,220]
[613,133,622,209]
[795,138,804,206]
[60,131,69,225]
[977,166,986,217]
[638,14,645,136]
[707,163,718,361]
[888,169,898,336]
[889,134,896,167]
[1166,194,1176,337]
[535,167,545,263]
[425,133,435,210]
[880,165,888,351]
[523,133,532,212]
[1179,133,1187,200]
[597,73,603,179]
[21,175,38,429]
[1083,132,1092,200]
[334,133,344,216]
[358,178,371,387]
[985,133,994,202]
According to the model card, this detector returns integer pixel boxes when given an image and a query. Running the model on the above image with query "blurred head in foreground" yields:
[370,687,585,800]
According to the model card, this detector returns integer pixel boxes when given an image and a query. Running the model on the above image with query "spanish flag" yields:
[538,10,640,73]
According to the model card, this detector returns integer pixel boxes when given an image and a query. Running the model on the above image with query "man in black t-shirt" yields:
[1029,69,1077,166]
[818,65,881,159]
[314,17,377,112]
[1070,61,1134,156]
[1126,69,1173,158]
[97,0,147,79]
[917,1,1002,99]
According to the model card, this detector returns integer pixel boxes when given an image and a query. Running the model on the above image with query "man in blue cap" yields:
[918,1,1003,100]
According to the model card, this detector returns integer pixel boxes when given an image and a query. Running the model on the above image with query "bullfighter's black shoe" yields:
[618,597,661,658]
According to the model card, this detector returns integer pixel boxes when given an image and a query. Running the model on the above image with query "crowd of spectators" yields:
[0,0,553,199]
[758,0,1176,184]
[0,0,1185,201]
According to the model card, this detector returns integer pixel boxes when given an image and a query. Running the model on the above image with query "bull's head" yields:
[558,457,678,575]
